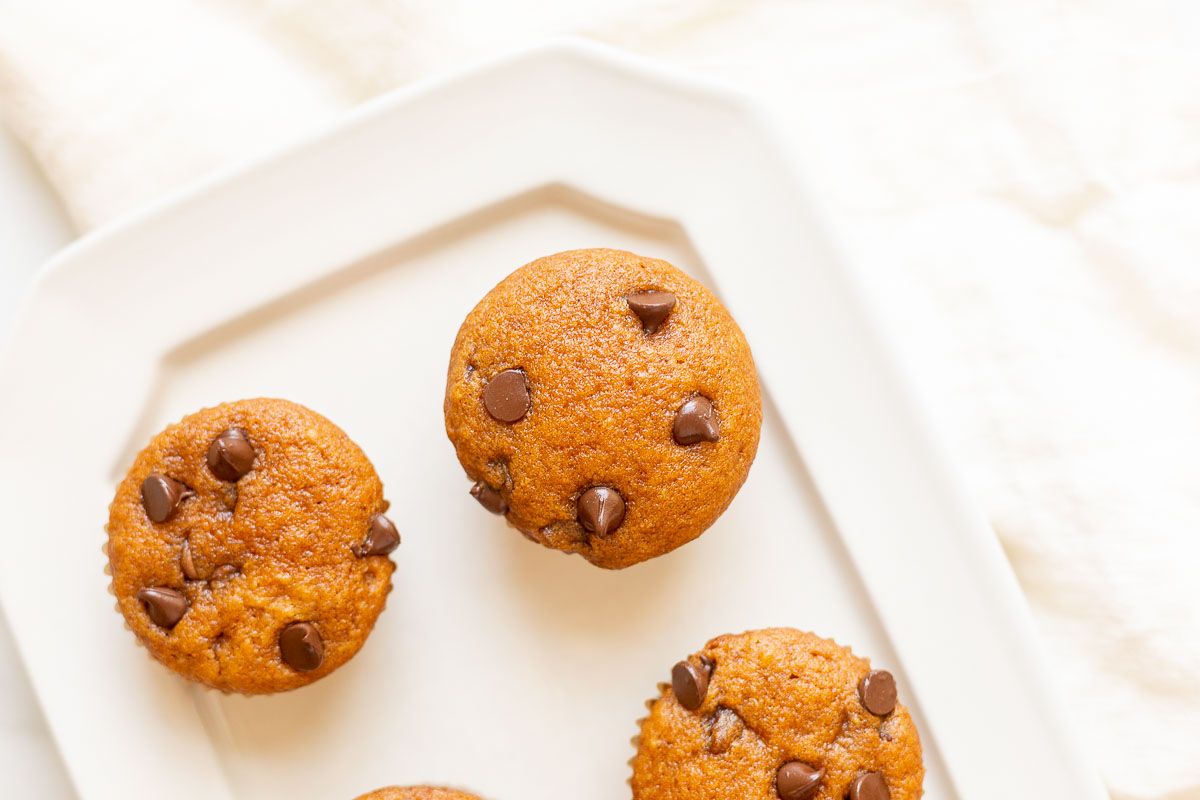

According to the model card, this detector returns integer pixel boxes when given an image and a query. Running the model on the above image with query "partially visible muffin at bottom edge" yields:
[355,787,483,800]
[631,628,924,800]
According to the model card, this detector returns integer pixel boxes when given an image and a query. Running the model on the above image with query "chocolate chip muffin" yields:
[106,398,399,694]
[444,249,761,569]
[632,628,924,800]
[354,788,482,800]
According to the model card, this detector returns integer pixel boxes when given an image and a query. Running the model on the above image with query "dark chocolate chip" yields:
[470,482,508,514]
[777,762,824,800]
[673,395,720,445]
[577,486,626,537]
[626,290,676,334]
[858,669,897,716]
[140,474,193,523]
[672,658,712,711]
[355,513,400,556]
[137,587,188,628]
[279,622,324,672]
[483,369,531,423]
[848,773,890,800]
[180,539,200,580]
[206,428,256,482]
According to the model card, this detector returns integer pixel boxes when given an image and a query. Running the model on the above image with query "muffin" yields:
[354,789,481,800]
[631,628,924,800]
[444,248,761,569]
[106,398,399,694]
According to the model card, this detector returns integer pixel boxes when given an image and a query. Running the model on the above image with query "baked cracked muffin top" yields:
[632,628,924,800]
[444,248,762,569]
[354,788,482,800]
[106,398,398,694]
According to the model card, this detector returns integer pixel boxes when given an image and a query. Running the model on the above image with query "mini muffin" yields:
[444,248,761,569]
[632,628,924,800]
[106,398,400,694]
[354,788,482,800]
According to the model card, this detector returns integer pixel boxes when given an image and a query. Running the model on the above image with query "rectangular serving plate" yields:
[0,41,1105,800]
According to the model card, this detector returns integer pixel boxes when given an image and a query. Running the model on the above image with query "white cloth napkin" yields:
[3,1,1199,798]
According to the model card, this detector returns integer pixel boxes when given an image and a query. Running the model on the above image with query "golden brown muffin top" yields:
[444,248,761,568]
[107,398,396,694]
[632,628,924,800]
[354,788,482,800]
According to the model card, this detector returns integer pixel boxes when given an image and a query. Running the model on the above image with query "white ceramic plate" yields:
[0,41,1104,800]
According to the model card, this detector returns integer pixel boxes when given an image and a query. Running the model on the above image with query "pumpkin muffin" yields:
[444,248,761,569]
[106,398,399,693]
[632,628,924,800]
[354,788,481,800]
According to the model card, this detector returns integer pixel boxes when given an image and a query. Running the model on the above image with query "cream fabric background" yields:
[2,2,1199,798]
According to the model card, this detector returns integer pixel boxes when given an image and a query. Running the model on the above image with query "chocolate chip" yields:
[673,396,720,445]
[777,762,824,800]
[140,474,193,523]
[626,290,676,334]
[207,428,255,482]
[470,481,508,514]
[672,658,711,711]
[180,539,200,580]
[577,486,626,537]
[848,773,889,800]
[483,369,530,423]
[279,622,324,671]
[858,669,897,716]
[355,513,400,556]
[136,587,188,628]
